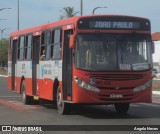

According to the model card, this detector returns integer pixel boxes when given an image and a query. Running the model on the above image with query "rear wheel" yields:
[114,103,130,114]
[56,87,70,115]
[21,80,33,104]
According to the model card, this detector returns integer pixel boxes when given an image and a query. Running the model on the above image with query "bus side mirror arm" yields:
[69,35,75,49]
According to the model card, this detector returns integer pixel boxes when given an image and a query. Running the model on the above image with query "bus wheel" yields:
[21,80,32,104]
[56,87,69,115]
[114,103,130,114]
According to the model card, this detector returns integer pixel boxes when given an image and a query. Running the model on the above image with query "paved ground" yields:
[0,77,160,133]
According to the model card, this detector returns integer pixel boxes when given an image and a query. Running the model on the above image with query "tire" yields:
[56,87,70,115]
[21,80,32,104]
[114,103,130,114]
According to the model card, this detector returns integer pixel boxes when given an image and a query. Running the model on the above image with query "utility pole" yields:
[80,0,83,16]
[17,0,19,31]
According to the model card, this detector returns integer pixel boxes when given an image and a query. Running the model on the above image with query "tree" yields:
[59,7,79,20]
[0,39,8,67]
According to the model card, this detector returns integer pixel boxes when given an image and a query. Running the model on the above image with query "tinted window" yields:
[52,29,62,60]
[40,30,51,60]
[26,35,32,60]
[18,36,25,60]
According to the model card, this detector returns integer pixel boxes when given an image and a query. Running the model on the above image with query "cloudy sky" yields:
[0,0,160,38]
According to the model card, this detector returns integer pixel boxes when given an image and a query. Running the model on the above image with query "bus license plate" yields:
[110,94,123,98]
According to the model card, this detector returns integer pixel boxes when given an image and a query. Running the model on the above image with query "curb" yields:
[153,91,160,95]
[153,78,160,80]
[0,75,8,78]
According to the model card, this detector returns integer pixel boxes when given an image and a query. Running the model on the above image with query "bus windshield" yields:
[74,33,152,71]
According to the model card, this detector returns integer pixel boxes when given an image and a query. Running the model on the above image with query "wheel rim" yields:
[57,90,63,110]
[22,86,26,102]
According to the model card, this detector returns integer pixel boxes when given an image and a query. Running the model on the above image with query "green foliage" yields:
[59,7,78,20]
[0,39,8,66]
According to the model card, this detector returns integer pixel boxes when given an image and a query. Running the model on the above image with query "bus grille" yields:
[96,86,135,90]
[90,74,143,81]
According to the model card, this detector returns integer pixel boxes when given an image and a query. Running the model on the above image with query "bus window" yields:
[53,44,61,59]
[51,30,55,58]
[25,35,32,60]
[40,32,46,60]
[52,29,62,60]
[18,36,25,60]
[41,32,45,45]
[40,30,51,60]
[45,30,51,60]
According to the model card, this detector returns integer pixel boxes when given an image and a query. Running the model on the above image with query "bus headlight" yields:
[133,80,152,92]
[74,76,100,92]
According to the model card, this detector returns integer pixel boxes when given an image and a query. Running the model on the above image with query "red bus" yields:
[8,15,153,114]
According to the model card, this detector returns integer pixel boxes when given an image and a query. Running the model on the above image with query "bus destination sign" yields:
[77,17,150,30]
[89,21,140,29]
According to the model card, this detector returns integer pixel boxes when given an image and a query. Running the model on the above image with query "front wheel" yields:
[56,87,70,115]
[21,80,33,104]
[114,103,130,114]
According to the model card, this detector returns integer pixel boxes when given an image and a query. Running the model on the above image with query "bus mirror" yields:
[69,35,75,49]
[152,41,155,54]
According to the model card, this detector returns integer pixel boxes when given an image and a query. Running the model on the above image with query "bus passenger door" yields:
[11,39,18,91]
[62,29,73,100]
[32,35,40,96]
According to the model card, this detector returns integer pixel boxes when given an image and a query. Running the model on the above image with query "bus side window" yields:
[45,30,51,60]
[25,35,32,60]
[18,36,25,60]
[24,36,27,60]
[40,32,46,60]
[51,30,55,59]
[40,31,51,60]
[52,29,62,60]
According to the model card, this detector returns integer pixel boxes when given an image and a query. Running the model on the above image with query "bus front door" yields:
[32,36,40,96]
[62,29,73,101]
[11,39,18,91]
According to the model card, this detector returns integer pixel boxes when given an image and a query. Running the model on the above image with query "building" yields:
[152,32,160,71]
[152,32,160,41]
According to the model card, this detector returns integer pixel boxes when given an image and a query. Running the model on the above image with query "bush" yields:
[0,39,8,67]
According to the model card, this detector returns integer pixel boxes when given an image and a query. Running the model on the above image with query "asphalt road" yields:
[0,77,160,133]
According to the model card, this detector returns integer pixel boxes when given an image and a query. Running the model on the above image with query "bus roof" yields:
[10,14,150,37]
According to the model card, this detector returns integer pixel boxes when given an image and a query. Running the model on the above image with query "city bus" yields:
[8,15,153,114]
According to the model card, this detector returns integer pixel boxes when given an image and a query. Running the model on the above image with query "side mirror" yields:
[152,41,155,54]
[69,35,75,49]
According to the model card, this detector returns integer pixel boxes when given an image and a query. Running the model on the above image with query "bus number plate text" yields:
[110,94,123,98]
